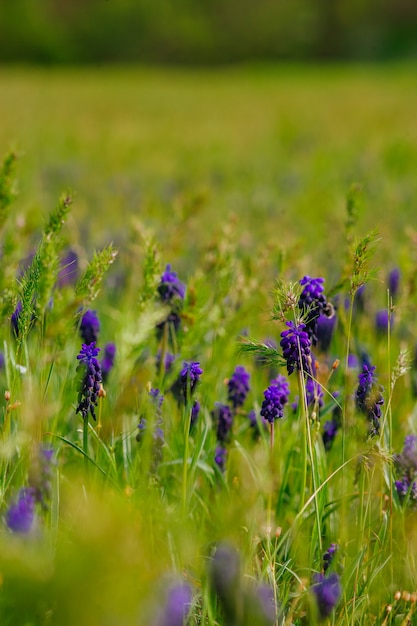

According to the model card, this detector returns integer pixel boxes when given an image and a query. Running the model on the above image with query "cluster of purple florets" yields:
[280,321,312,376]
[227,365,251,409]
[394,435,417,508]
[298,276,334,346]
[76,342,102,421]
[355,362,384,437]
[260,375,290,424]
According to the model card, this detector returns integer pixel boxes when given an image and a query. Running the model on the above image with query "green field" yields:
[1,63,417,625]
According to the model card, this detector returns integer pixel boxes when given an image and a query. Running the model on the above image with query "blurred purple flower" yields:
[375,309,393,335]
[80,309,100,345]
[101,342,116,383]
[157,264,185,304]
[57,249,79,288]
[388,267,400,300]
[280,321,311,376]
[311,573,341,620]
[214,445,227,472]
[227,365,251,409]
[5,487,36,533]
[154,581,193,626]
[213,403,233,443]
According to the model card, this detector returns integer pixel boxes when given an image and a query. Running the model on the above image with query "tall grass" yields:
[0,146,417,626]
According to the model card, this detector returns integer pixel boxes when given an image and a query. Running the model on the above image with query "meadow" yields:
[1,63,417,625]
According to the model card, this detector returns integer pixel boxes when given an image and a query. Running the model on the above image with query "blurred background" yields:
[1,0,417,65]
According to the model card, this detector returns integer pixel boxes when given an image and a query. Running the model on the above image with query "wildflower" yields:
[101,342,116,383]
[28,446,55,510]
[355,362,384,437]
[388,267,400,300]
[11,300,23,336]
[323,543,338,573]
[311,573,341,620]
[157,264,185,304]
[316,312,337,352]
[214,445,227,472]
[156,350,176,375]
[209,543,241,619]
[298,276,333,345]
[375,309,393,335]
[76,342,102,421]
[394,476,417,507]
[260,375,290,423]
[57,249,78,288]
[79,309,100,345]
[154,581,193,626]
[280,321,311,375]
[395,435,417,478]
[172,361,203,404]
[190,400,200,429]
[251,584,277,625]
[213,403,233,443]
[5,487,36,533]
[322,419,339,451]
[227,365,251,409]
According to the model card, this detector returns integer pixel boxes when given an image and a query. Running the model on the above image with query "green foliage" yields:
[75,244,117,304]
[0,150,17,231]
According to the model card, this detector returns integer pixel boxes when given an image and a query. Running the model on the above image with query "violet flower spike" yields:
[76,342,102,421]
[280,320,311,376]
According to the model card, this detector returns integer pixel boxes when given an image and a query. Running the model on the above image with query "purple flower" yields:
[316,313,337,352]
[79,309,100,345]
[190,400,200,429]
[214,445,227,472]
[101,342,116,383]
[5,488,36,533]
[311,573,341,620]
[11,300,23,337]
[375,309,393,335]
[213,403,233,443]
[57,249,78,288]
[28,446,55,510]
[280,321,311,376]
[323,543,338,573]
[322,419,338,451]
[154,582,193,626]
[156,350,176,375]
[252,584,277,624]
[227,365,251,409]
[395,477,417,507]
[173,361,203,404]
[388,267,400,300]
[260,375,290,423]
[292,375,323,413]
[355,362,384,437]
[395,435,417,479]
[76,342,102,421]
[209,543,241,617]
[298,276,332,345]
[157,264,186,304]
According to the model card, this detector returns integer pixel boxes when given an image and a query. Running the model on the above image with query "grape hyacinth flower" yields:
[280,321,311,376]
[11,300,23,337]
[388,267,400,300]
[311,573,341,621]
[101,342,116,383]
[375,309,393,335]
[5,487,36,533]
[355,362,384,437]
[153,581,193,626]
[57,249,79,288]
[157,264,186,304]
[28,446,55,510]
[213,403,233,443]
[316,312,337,353]
[156,349,176,375]
[260,375,290,424]
[394,476,417,508]
[298,276,333,346]
[79,309,100,345]
[394,435,417,508]
[76,342,102,421]
[227,365,251,409]
[172,361,203,405]
[190,400,200,430]
[209,543,241,620]
[214,445,227,473]
[322,418,339,451]
[323,543,338,573]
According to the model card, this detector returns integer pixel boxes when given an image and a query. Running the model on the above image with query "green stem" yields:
[83,415,89,471]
